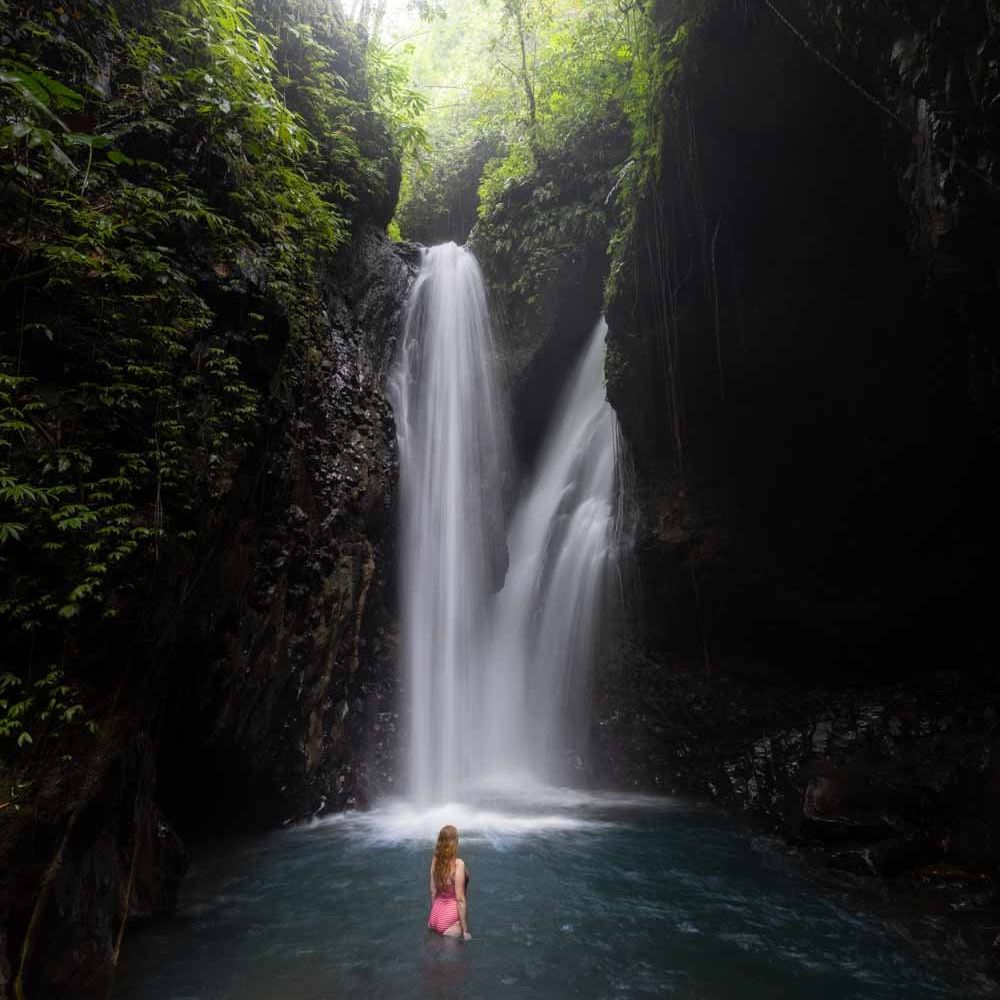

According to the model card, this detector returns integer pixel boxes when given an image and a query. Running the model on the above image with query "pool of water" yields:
[115,791,967,1000]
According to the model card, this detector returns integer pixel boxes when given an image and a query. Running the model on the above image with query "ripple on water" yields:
[299,786,673,847]
[115,793,974,1000]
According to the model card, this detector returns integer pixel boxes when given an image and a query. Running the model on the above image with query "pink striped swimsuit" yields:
[427,865,460,934]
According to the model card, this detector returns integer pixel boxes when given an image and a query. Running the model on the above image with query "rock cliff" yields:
[157,227,415,832]
[598,0,1000,976]
[0,227,415,1000]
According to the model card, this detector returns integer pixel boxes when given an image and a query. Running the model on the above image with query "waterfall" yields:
[388,244,508,805]
[482,318,623,787]
[390,245,622,804]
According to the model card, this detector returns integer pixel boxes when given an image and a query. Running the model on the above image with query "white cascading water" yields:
[390,244,622,805]
[482,317,622,787]
[388,243,508,805]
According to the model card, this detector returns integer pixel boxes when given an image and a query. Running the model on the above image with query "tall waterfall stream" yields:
[115,245,970,999]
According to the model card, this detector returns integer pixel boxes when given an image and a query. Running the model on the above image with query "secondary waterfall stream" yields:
[390,242,622,803]
[482,315,623,786]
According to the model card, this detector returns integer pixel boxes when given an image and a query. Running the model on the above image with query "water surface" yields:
[116,793,965,1000]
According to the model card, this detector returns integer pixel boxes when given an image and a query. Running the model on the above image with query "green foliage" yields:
[382,0,707,281]
[395,133,498,243]
[0,667,91,751]
[477,140,535,220]
[407,0,448,21]
[606,16,692,300]
[386,0,525,234]
[472,113,629,336]
[366,37,429,158]
[387,0,660,236]
[0,0,396,753]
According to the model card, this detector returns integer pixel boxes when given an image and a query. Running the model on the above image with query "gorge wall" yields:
[0,225,415,1000]
[471,117,630,471]
[601,0,1000,975]
[0,2,415,995]
[154,226,413,835]
[606,0,999,679]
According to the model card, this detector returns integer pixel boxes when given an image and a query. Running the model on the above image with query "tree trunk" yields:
[513,7,536,124]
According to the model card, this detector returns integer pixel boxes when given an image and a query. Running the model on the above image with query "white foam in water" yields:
[313,801,607,847]
[303,787,676,848]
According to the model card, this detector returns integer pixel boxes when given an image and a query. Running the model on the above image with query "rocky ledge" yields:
[595,656,1000,983]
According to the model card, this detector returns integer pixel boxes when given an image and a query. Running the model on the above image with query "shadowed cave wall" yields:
[594,0,1000,970]
[606,0,999,679]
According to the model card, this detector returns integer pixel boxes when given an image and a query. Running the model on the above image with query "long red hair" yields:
[432,825,458,891]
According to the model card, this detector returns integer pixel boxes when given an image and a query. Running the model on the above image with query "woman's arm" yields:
[455,858,471,939]
[429,859,436,904]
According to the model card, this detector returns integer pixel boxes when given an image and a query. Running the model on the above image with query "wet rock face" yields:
[157,226,416,830]
[804,0,1000,259]
[596,9,1000,969]
[600,664,1000,860]
[608,0,1000,677]
[471,116,630,474]
[0,225,414,1000]
[0,728,188,1000]
[0,228,414,1000]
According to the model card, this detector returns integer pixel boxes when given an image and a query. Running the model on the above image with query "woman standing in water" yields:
[427,825,471,940]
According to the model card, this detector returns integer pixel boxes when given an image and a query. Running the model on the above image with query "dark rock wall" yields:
[0,722,186,1000]
[606,0,1000,677]
[596,656,1000,971]
[0,228,414,999]
[471,117,630,472]
[597,0,1000,976]
[156,226,415,831]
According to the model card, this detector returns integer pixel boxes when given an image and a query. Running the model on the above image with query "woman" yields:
[427,824,471,940]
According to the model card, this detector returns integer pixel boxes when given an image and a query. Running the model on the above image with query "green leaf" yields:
[0,522,27,542]
[65,132,111,149]
[0,69,69,130]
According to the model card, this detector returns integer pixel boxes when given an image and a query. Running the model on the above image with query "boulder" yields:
[802,771,904,842]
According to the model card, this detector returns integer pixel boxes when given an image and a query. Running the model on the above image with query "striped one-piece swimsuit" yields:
[427,865,460,934]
